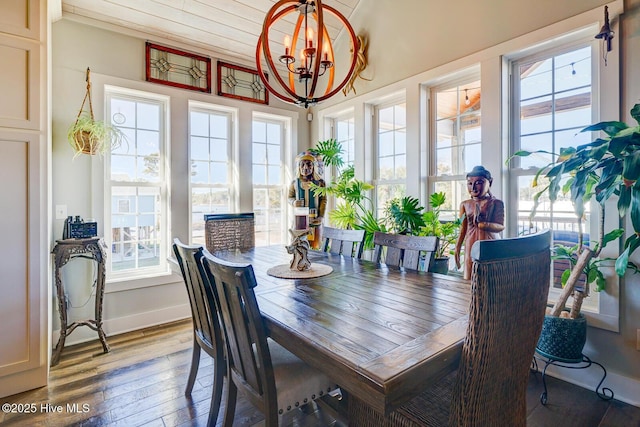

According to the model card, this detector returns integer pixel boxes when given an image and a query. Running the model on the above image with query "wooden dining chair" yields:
[204,213,255,253]
[322,226,366,258]
[372,231,439,271]
[352,229,552,426]
[200,250,340,427]
[172,239,225,427]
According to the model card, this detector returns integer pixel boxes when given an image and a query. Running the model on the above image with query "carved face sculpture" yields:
[467,175,491,199]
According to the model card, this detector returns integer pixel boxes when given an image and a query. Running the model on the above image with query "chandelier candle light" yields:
[256,0,359,108]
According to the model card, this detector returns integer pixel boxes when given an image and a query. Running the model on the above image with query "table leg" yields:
[95,259,110,354]
[51,268,68,367]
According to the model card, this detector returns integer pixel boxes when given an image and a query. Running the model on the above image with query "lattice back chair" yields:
[200,251,339,427]
[361,229,551,427]
[172,239,225,427]
[204,213,255,253]
[322,226,366,258]
[372,231,439,271]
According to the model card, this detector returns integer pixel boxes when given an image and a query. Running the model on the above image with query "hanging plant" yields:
[68,67,126,158]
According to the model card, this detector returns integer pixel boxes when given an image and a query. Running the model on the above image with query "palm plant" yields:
[309,141,381,249]
[419,192,461,259]
[383,196,425,235]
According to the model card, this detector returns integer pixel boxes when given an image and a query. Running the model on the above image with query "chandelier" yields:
[256,0,359,108]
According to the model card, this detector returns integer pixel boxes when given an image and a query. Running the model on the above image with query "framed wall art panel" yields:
[217,61,268,105]
[146,42,211,93]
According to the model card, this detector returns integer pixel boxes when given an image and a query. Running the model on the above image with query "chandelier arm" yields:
[257,2,301,102]
[313,4,359,102]
[289,15,304,91]
[320,25,335,95]
[307,1,324,99]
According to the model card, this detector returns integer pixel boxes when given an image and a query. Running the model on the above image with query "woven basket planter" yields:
[536,313,587,363]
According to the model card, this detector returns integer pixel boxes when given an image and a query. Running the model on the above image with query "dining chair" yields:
[200,250,340,427]
[172,239,225,427]
[352,229,552,426]
[204,212,255,253]
[322,226,366,258]
[372,231,439,271]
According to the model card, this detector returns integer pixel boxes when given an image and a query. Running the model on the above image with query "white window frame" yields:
[504,9,621,331]
[428,74,482,222]
[252,113,290,246]
[188,101,237,245]
[104,86,171,282]
[373,98,407,217]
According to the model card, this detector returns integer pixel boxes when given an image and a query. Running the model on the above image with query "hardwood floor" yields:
[1,319,638,426]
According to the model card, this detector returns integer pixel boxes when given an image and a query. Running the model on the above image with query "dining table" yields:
[215,245,471,423]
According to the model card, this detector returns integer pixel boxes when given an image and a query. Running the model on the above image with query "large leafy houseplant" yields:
[512,103,640,319]
[418,192,461,259]
[309,140,381,249]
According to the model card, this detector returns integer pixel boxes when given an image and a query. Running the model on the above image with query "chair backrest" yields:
[172,238,223,356]
[200,250,276,414]
[372,231,439,271]
[322,226,365,258]
[204,213,255,253]
[449,229,551,426]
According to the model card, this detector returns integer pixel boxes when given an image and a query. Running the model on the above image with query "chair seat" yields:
[269,338,338,414]
[390,371,456,426]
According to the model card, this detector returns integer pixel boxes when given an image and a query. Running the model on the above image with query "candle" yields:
[323,41,329,61]
[284,35,291,56]
[307,27,314,48]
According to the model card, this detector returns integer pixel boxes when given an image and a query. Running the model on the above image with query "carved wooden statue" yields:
[286,229,312,271]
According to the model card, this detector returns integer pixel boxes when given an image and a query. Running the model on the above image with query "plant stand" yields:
[532,353,614,405]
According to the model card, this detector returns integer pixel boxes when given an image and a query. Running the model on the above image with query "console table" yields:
[51,238,110,366]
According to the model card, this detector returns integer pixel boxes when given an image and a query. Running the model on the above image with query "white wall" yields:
[316,0,640,406]
[51,19,310,342]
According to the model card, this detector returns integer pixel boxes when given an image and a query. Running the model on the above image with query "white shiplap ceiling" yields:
[61,0,362,66]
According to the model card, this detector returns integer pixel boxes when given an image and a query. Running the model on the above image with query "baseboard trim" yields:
[52,304,191,348]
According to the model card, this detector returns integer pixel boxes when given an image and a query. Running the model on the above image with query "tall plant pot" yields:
[536,313,587,363]
[428,257,450,274]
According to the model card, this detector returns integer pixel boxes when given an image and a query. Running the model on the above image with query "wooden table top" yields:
[217,245,471,416]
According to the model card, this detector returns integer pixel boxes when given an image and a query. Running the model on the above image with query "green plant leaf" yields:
[631,104,640,124]
[632,186,640,233]
[311,139,344,169]
[617,185,632,216]
[581,120,628,137]
[622,150,640,183]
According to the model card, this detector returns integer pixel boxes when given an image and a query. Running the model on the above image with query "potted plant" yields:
[310,140,382,250]
[418,192,461,274]
[511,102,640,361]
[383,195,425,235]
[68,67,126,158]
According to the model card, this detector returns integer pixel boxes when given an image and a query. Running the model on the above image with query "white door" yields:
[0,0,50,397]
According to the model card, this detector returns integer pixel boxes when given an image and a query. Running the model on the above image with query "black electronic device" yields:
[63,215,98,239]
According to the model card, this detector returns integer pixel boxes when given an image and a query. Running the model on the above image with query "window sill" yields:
[106,268,182,293]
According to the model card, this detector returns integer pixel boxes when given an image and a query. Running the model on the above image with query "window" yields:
[105,87,170,279]
[374,101,406,217]
[334,114,355,166]
[252,116,287,246]
[189,103,234,245]
[430,79,482,221]
[509,43,598,311]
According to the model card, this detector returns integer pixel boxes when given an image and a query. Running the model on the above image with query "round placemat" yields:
[267,263,333,279]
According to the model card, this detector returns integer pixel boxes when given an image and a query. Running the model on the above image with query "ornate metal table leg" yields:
[93,240,110,354]
[51,263,68,367]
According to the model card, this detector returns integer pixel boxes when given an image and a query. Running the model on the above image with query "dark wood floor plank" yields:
[2,318,639,427]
